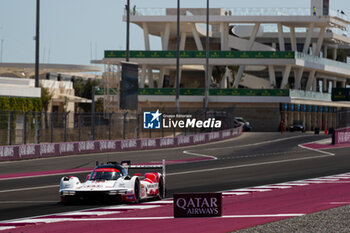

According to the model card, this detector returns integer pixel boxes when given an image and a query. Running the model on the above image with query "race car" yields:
[59,160,166,203]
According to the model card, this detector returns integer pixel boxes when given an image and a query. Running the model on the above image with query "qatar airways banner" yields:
[333,127,350,145]
[0,126,242,161]
[173,193,222,218]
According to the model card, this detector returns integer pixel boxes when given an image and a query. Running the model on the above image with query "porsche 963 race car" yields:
[59,160,166,203]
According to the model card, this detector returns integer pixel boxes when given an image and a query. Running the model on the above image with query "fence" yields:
[337,109,350,129]
[0,108,237,146]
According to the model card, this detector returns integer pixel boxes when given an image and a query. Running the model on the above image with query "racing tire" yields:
[134,178,141,203]
[156,176,165,200]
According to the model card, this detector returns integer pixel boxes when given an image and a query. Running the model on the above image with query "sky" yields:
[0,0,349,65]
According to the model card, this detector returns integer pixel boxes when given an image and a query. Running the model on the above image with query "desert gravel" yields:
[233,205,350,233]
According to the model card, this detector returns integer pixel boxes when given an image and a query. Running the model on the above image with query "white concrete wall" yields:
[0,85,41,98]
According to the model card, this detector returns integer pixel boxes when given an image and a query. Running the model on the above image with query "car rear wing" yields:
[121,159,166,179]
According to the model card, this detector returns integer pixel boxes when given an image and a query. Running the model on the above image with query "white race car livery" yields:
[59,160,166,203]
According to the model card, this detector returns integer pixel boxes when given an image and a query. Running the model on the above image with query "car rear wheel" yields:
[157,176,165,200]
[134,179,140,203]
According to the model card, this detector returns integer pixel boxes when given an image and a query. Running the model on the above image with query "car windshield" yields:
[89,168,121,181]
[293,120,304,125]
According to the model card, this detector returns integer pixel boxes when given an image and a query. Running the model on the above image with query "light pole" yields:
[175,0,180,113]
[204,0,209,109]
[91,86,96,141]
[0,39,3,63]
[126,0,130,62]
[35,0,40,88]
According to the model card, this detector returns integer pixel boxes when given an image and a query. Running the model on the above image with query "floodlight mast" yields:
[35,0,40,88]
[175,0,180,113]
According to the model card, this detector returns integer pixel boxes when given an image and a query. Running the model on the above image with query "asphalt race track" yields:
[0,132,349,226]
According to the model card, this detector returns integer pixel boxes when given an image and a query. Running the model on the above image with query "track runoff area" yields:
[1,132,350,232]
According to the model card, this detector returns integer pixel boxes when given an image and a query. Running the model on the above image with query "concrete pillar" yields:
[220,23,225,51]
[224,23,229,51]
[277,23,285,51]
[162,23,171,50]
[312,77,317,92]
[268,65,276,87]
[180,32,187,50]
[191,24,204,50]
[290,26,297,51]
[294,68,304,90]
[272,43,277,49]
[158,68,165,88]
[306,108,312,131]
[303,23,315,54]
[233,23,260,88]
[313,26,326,56]
[147,66,154,88]
[323,45,328,58]
[142,23,150,50]
[280,65,292,89]
[312,43,317,55]
[306,70,316,91]
[323,78,328,93]
[333,48,337,60]
[140,65,147,88]
[233,66,246,88]
[342,80,346,88]
[288,109,294,128]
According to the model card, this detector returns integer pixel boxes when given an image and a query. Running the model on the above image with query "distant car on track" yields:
[59,160,166,204]
[290,121,306,132]
[234,117,252,131]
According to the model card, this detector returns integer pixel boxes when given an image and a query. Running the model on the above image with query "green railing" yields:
[105,50,350,71]
[105,50,295,59]
[138,88,290,96]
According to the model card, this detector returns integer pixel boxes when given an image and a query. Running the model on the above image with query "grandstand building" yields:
[99,0,350,131]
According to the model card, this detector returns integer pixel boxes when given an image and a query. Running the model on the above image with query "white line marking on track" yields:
[221,214,305,218]
[333,174,350,177]
[11,219,72,224]
[277,182,309,186]
[328,176,350,179]
[59,211,119,216]
[222,192,249,195]
[168,153,334,176]
[0,201,57,204]
[292,181,325,184]
[14,214,305,222]
[182,150,218,160]
[255,185,291,189]
[307,178,339,181]
[0,227,16,231]
[101,205,161,210]
[298,144,335,156]
[145,200,173,204]
[0,185,59,193]
[205,135,311,151]
[234,188,271,192]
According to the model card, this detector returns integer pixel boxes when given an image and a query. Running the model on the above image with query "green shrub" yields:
[0,97,42,112]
